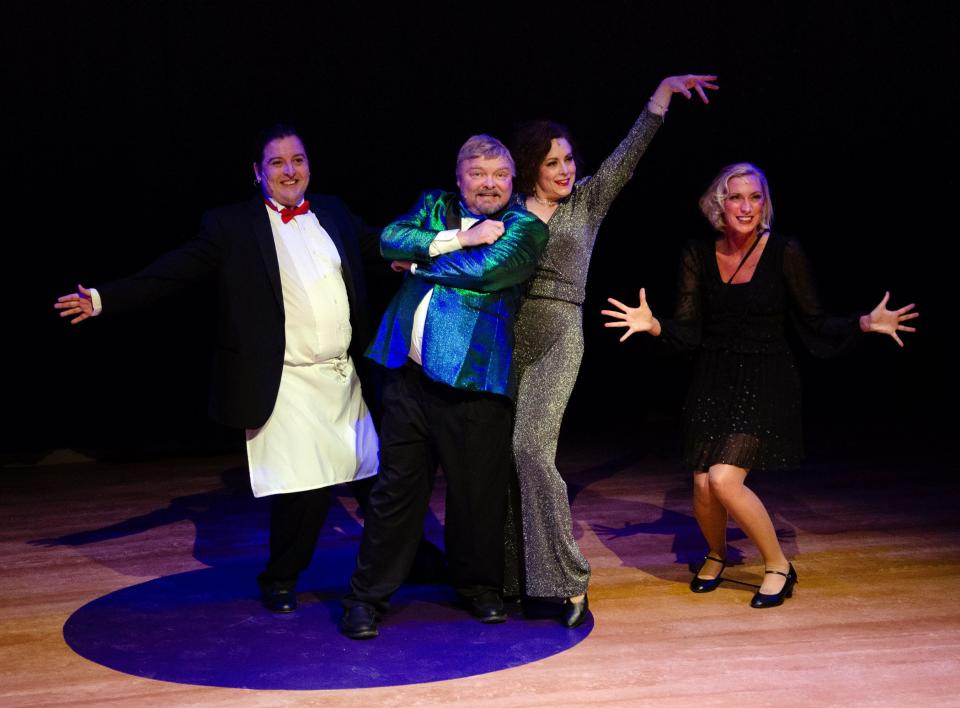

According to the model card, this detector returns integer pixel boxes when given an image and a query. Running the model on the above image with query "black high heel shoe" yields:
[561,594,589,628]
[750,563,798,608]
[690,554,726,593]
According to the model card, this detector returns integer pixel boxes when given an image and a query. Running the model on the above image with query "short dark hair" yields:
[252,123,305,166]
[510,120,579,195]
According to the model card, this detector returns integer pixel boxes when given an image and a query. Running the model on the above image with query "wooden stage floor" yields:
[2,434,958,707]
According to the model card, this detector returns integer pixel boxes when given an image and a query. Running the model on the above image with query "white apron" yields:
[245,205,378,497]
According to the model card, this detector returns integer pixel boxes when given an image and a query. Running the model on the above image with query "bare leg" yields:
[692,470,728,579]
[707,464,790,594]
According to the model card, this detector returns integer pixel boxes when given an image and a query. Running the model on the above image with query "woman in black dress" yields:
[601,163,918,607]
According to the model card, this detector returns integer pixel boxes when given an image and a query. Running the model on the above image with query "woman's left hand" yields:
[391,260,413,273]
[859,291,919,347]
[649,74,719,113]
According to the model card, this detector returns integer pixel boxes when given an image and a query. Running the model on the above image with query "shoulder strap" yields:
[725,229,768,284]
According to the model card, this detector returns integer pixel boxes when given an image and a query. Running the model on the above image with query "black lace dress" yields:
[659,234,861,470]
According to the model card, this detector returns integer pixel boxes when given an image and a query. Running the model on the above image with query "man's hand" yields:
[54,284,95,324]
[457,220,504,248]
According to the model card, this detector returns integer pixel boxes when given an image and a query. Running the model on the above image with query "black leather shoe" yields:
[340,605,379,639]
[561,594,589,628]
[261,588,298,613]
[469,591,506,624]
[750,563,798,609]
[690,554,726,593]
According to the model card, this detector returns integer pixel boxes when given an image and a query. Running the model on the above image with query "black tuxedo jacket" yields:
[100,193,376,429]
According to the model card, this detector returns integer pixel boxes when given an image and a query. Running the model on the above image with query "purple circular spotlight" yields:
[64,564,592,689]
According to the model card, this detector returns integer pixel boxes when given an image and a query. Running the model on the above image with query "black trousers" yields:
[344,362,512,613]
[258,477,374,592]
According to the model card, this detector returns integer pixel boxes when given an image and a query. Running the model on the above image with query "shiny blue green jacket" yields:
[366,190,549,398]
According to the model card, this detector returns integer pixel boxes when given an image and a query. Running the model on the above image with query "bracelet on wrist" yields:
[648,96,669,115]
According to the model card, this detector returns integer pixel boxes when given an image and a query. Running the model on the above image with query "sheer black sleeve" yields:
[659,240,705,355]
[783,238,862,358]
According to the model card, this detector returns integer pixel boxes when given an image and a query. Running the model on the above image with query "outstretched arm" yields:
[784,239,917,355]
[53,210,224,324]
[602,241,704,351]
[858,291,919,347]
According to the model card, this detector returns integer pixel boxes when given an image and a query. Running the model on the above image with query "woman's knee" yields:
[707,464,747,501]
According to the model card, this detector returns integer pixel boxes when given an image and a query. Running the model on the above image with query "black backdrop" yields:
[6,1,955,460]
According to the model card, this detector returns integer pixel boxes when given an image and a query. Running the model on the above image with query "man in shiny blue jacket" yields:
[340,135,549,638]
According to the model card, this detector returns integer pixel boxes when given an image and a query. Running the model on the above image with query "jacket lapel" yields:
[250,196,284,308]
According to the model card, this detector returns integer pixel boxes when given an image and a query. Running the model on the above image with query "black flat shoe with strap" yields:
[750,563,798,608]
[690,554,727,593]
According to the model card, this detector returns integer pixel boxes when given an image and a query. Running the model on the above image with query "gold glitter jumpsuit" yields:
[511,109,662,598]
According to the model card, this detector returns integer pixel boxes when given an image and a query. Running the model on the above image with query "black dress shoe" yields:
[340,605,379,639]
[261,588,298,613]
[561,594,589,628]
[469,591,506,623]
[750,563,798,609]
[690,554,726,593]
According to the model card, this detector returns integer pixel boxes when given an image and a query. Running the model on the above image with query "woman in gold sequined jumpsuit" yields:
[509,74,718,626]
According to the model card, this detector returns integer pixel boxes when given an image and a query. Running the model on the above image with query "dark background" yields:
[5,1,955,462]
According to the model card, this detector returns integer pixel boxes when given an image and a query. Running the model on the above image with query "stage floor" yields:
[2,434,957,706]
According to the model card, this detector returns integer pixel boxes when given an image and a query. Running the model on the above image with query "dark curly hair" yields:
[510,120,579,195]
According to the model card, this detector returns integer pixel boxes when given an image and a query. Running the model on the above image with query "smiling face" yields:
[456,155,513,215]
[534,137,576,202]
[722,175,765,237]
[254,135,310,207]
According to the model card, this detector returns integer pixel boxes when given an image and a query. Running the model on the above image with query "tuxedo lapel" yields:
[249,197,284,308]
[444,198,461,231]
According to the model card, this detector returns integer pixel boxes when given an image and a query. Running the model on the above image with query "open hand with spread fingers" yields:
[601,287,661,341]
[858,291,919,347]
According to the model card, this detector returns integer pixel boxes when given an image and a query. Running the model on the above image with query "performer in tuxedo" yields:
[339,134,549,639]
[54,125,379,614]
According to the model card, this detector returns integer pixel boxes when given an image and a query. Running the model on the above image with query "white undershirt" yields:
[408,219,474,364]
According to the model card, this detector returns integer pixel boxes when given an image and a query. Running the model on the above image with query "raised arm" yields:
[582,74,719,217]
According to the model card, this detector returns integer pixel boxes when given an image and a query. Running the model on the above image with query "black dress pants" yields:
[258,476,374,592]
[344,362,512,613]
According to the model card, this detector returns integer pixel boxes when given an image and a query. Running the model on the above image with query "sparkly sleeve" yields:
[783,238,862,358]
[380,191,443,261]
[413,212,549,292]
[578,108,663,220]
[658,240,704,354]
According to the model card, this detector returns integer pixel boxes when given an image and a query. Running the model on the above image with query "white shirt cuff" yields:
[89,288,103,316]
[428,229,463,256]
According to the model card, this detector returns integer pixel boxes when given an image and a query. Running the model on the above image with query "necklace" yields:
[529,193,559,208]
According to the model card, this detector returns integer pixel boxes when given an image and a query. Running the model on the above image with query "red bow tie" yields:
[265,198,310,223]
